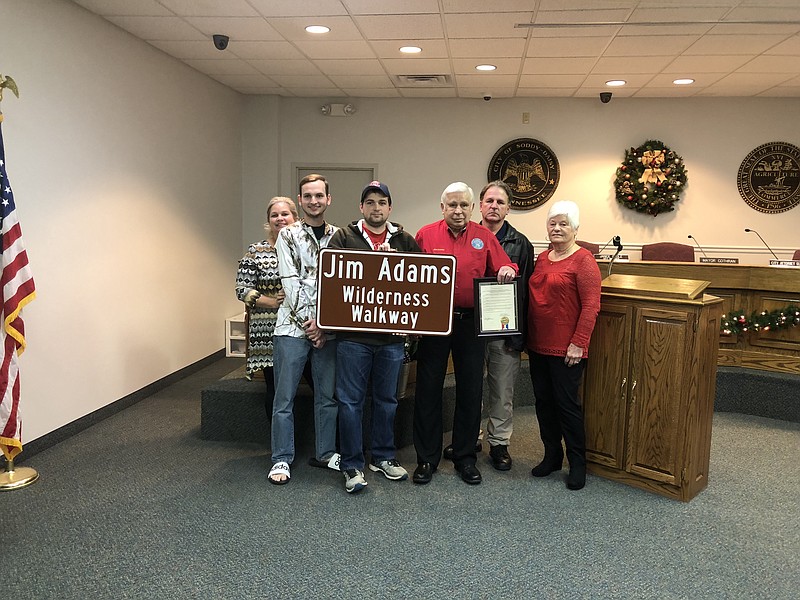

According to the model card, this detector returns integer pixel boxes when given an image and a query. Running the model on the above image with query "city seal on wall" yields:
[487,138,560,210]
[737,142,800,214]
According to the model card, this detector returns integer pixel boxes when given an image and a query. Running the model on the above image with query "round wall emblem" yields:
[487,138,560,210]
[737,142,800,214]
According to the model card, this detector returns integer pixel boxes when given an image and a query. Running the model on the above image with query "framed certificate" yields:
[473,277,522,337]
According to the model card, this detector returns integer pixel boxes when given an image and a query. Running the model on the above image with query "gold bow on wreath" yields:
[638,149,667,185]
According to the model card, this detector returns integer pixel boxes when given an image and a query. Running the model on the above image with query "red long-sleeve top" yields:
[526,248,601,358]
[415,220,517,309]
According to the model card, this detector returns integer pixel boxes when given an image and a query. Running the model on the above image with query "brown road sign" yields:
[316,248,455,335]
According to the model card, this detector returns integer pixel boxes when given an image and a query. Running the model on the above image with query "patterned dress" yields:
[235,240,283,375]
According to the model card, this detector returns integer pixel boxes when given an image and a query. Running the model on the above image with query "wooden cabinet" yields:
[583,274,723,501]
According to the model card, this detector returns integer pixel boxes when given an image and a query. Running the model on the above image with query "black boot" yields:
[566,463,586,490]
[531,454,563,477]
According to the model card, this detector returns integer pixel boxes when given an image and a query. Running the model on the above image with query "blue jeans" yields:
[336,339,404,471]
[271,335,337,465]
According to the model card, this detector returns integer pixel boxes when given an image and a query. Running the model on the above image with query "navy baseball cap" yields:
[361,181,392,205]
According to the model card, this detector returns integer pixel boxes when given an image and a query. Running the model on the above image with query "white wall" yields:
[243,95,800,262]
[1,0,244,442]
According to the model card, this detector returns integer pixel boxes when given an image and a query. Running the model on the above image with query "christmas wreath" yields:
[614,140,688,216]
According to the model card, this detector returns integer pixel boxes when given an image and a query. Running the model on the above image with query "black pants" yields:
[528,352,587,468]
[413,315,486,468]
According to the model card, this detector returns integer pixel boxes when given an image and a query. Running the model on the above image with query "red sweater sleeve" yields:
[570,252,602,351]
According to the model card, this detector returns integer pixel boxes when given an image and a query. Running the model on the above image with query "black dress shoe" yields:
[567,464,586,490]
[413,462,436,485]
[455,463,482,485]
[443,442,483,461]
[531,456,563,478]
[489,444,512,471]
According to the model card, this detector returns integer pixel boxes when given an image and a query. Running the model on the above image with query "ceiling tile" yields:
[339,88,401,97]
[452,58,521,74]
[327,74,394,88]
[685,35,790,55]
[248,0,348,17]
[765,34,800,55]
[266,16,362,41]
[449,38,526,58]
[458,88,516,98]
[72,0,172,16]
[535,8,634,24]
[268,74,337,88]
[226,41,306,60]
[443,0,535,13]
[293,41,376,59]
[454,74,518,87]
[736,55,800,73]
[527,37,611,57]
[444,13,530,38]
[516,87,579,97]
[106,16,204,40]
[370,40,449,59]
[522,57,598,75]
[72,0,800,98]
[646,73,725,87]
[604,35,698,56]
[380,58,452,75]
[398,88,457,97]
[343,0,438,15]
[287,87,347,97]
[183,58,260,75]
[593,55,673,73]
[149,40,228,59]
[664,54,752,73]
[208,73,279,87]
[355,14,444,39]
[519,74,586,87]
[248,59,322,76]
[314,59,388,75]
[184,17,282,40]
[157,0,258,17]
[629,6,730,23]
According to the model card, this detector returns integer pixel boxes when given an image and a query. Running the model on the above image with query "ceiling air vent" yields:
[393,74,452,87]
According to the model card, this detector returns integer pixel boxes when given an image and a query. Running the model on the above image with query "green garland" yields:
[614,140,688,216]
[721,304,800,336]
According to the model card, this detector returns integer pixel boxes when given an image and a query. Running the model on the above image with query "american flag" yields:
[0,117,36,461]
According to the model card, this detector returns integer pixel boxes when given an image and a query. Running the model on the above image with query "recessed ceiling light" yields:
[305,25,330,34]
[605,80,626,87]
[400,46,422,54]
[673,78,695,85]
[476,64,497,71]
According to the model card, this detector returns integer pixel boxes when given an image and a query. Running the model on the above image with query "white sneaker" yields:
[344,469,368,493]
[369,459,409,481]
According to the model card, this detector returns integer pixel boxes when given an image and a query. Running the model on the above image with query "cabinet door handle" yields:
[620,378,627,401]
[630,380,637,404]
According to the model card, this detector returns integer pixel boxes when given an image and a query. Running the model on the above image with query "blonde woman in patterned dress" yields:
[235,197,298,413]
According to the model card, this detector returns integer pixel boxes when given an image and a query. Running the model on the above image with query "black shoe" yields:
[567,464,586,490]
[443,442,483,461]
[531,456,563,478]
[413,462,436,485]
[455,463,482,485]
[489,444,512,471]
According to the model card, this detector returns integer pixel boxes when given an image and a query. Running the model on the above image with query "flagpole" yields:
[0,457,39,491]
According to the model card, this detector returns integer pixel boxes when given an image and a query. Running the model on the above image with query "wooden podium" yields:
[583,274,723,501]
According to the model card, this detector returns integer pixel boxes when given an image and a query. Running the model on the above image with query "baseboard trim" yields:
[14,350,226,464]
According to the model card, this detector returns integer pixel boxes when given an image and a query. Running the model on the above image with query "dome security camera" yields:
[483,94,492,102]
[213,34,229,51]
[599,92,612,103]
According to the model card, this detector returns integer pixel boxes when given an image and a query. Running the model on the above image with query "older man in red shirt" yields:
[412,182,517,485]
